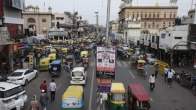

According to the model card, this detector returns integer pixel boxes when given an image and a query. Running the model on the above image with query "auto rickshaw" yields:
[39,57,50,71]
[128,83,150,110]
[61,48,68,55]
[155,60,169,75]
[137,60,146,70]
[62,86,84,110]
[108,83,126,110]
[64,55,74,69]
[80,51,88,58]
[50,48,57,53]
[48,53,56,62]
[49,60,62,77]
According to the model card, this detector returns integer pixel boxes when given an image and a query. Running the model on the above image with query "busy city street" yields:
[1,0,196,110]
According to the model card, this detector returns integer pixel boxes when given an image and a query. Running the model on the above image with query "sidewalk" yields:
[174,66,196,75]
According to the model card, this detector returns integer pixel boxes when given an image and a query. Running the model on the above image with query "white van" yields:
[70,67,86,85]
[0,82,27,110]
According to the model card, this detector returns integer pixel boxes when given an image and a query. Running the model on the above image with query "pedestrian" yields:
[30,95,39,110]
[154,64,159,78]
[164,66,169,82]
[149,74,156,91]
[40,80,47,93]
[167,69,174,88]
[144,63,148,78]
[39,90,49,110]
[49,79,57,102]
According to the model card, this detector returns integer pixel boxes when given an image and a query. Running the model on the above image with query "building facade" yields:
[22,6,53,36]
[119,5,178,33]
[0,0,25,72]
[52,12,72,29]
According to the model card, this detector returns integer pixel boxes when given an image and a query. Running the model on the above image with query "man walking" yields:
[30,95,39,110]
[149,74,156,91]
[167,69,174,88]
[49,79,57,102]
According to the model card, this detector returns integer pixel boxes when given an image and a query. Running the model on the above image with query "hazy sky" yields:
[25,0,193,25]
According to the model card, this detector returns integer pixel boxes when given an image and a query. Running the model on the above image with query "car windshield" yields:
[0,86,24,98]
[72,71,83,77]
[112,93,125,101]
[11,72,23,77]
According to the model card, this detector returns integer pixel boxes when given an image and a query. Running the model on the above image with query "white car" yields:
[70,67,87,85]
[7,69,38,86]
[0,82,27,110]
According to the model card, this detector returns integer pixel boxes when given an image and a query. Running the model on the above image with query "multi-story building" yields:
[119,5,178,33]
[0,0,24,72]
[119,5,178,44]
[52,12,72,29]
[22,6,53,36]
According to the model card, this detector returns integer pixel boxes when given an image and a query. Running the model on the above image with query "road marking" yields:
[129,71,136,79]
[88,65,95,110]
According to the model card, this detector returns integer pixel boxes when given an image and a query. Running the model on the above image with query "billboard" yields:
[11,0,24,10]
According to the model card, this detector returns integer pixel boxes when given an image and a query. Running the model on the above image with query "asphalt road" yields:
[114,59,196,110]
[24,56,196,110]
[24,55,97,110]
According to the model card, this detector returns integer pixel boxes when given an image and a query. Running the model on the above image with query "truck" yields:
[96,46,116,79]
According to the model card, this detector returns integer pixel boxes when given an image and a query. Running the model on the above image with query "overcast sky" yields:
[25,0,193,25]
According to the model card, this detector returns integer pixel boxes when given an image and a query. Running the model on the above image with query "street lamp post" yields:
[106,0,111,45]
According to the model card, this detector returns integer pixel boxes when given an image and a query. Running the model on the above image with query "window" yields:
[157,13,159,18]
[175,37,182,39]
[42,18,46,23]
[164,13,166,18]
[149,13,151,18]
[144,22,147,28]
[27,18,36,23]
[169,22,171,27]
[170,13,172,18]
[141,13,143,18]
[137,12,139,18]
[173,13,176,18]
[152,36,155,42]
[148,24,151,28]
[153,13,155,18]
[152,22,155,28]
[145,13,147,18]
[161,33,166,39]
[156,24,159,28]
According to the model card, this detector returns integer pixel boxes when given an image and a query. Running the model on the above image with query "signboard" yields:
[11,0,24,10]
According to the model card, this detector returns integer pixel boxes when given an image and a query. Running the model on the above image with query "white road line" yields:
[88,65,95,110]
[129,71,136,79]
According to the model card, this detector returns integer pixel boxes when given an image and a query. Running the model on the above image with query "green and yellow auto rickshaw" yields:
[48,53,56,62]
[39,57,50,71]
[62,86,84,110]
[108,83,126,110]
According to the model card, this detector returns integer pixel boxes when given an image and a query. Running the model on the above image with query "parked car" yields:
[0,82,27,110]
[7,69,38,86]
[180,73,196,89]
[70,67,87,85]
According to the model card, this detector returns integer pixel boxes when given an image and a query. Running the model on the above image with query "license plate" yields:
[53,67,57,71]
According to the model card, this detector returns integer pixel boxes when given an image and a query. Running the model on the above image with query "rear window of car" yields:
[0,86,24,98]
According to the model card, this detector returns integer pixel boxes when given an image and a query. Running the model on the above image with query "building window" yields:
[157,13,159,18]
[169,22,171,27]
[153,13,155,18]
[149,13,151,18]
[156,24,159,28]
[141,13,143,18]
[164,13,166,18]
[137,12,139,18]
[175,37,182,39]
[42,18,46,23]
[170,13,172,18]
[163,21,165,27]
[144,22,147,28]
[148,24,151,28]
[145,13,147,18]
[27,18,36,23]
[152,22,155,28]
[173,13,176,18]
